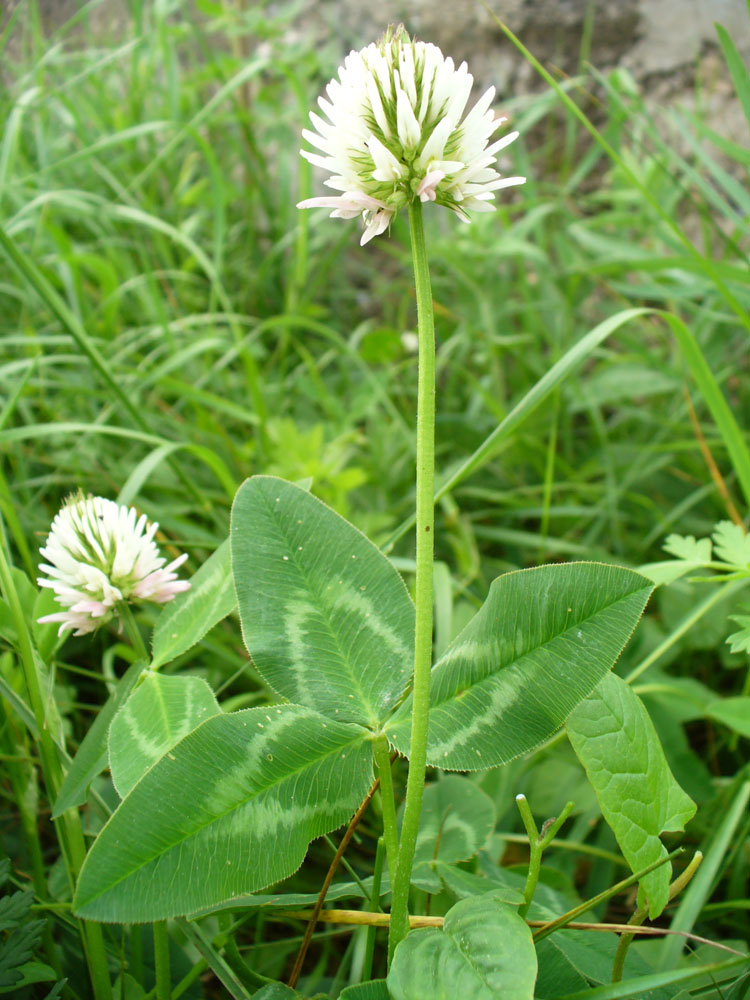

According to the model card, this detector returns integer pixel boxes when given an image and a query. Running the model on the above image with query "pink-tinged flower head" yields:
[297,25,525,245]
[37,493,190,636]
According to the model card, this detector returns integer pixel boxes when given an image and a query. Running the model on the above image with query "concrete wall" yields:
[297,0,749,140]
[6,0,749,138]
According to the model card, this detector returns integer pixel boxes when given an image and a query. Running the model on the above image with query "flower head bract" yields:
[297,25,525,244]
[37,493,190,636]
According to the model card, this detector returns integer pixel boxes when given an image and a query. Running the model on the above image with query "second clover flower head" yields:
[297,25,526,245]
[36,493,190,636]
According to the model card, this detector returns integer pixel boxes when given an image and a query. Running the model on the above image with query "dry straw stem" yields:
[273,908,746,956]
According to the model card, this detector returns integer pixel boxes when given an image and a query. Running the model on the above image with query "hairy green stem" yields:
[373,735,399,880]
[388,200,436,960]
[0,534,112,1000]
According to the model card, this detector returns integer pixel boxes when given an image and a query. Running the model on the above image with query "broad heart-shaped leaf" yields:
[386,563,653,770]
[231,476,414,728]
[108,673,221,798]
[74,706,372,922]
[387,893,537,1000]
[409,776,495,891]
[566,672,696,919]
[52,659,145,818]
[150,539,236,669]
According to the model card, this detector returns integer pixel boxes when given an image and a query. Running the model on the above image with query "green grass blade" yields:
[487,9,750,330]
[659,311,750,509]
[439,307,651,501]
[129,57,270,190]
[0,223,152,434]
[716,23,750,126]
[557,955,750,1000]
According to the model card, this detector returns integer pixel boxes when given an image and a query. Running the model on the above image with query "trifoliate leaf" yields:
[713,521,750,569]
[662,533,712,563]
[0,919,45,990]
[727,615,750,655]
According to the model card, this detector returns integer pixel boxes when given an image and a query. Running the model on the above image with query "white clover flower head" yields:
[36,493,190,637]
[297,25,526,245]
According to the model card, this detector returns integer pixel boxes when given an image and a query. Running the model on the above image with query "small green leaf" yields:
[706,698,750,738]
[250,987,302,1000]
[409,777,495,891]
[74,706,372,922]
[387,563,653,770]
[726,615,750,654]
[150,539,236,669]
[662,533,712,564]
[567,673,695,918]
[437,864,526,907]
[231,476,414,728]
[52,659,145,818]
[712,522,750,569]
[388,893,537,1000]
[1,959,57,992]
[637,560,702,586]
[339,981,390,1000]
[109,973,147,1000]
[108,673,221,797]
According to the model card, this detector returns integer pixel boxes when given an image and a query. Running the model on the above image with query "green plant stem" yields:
[373,735,399,879]
[533,848,683,943]
[0,534,112,1000]
[388,200,437,961]
[516,794,574,919]
[153,920,171,1000]
[130,925,144,986]
[361,838,385,983]
[612,851,703,982]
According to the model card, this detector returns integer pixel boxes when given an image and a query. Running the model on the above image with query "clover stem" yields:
[388,200,436,961]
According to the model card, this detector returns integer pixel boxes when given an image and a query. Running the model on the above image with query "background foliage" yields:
[1,0,749,996]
